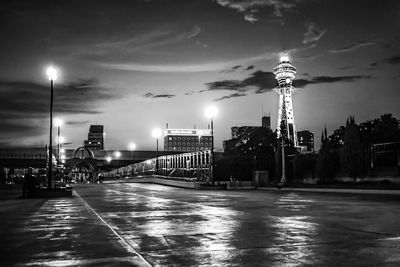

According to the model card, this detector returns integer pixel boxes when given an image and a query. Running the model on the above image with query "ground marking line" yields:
[73,190,153,267]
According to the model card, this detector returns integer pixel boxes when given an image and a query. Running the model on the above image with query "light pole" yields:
[152,128,162,175]
[205,106,218,184]
[46,66,57,189]
[114,151,121,177]
[128,142,136,177]
[54,118,63,163]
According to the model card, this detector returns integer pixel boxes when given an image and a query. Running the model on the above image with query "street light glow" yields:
[57,136,65,144]
[128,142,136,151]
[152,128,162,138]
[106,156,112,163]
[205,106,218,119]
[46,66,57,81]
[60,148,65,153]
[54,118,63,127]
[114,151,121,158]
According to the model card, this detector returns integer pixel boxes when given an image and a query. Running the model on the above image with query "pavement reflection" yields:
[1,183,400,266]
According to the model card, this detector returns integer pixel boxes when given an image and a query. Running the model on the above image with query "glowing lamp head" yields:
[106,156,112,163]
[46,66,57,81]
[54,118,63,127]
[205,106,218,119]
[128,142,136,151]
[280,55,290,62]
[57,136,65,144]
[286,78,291,84]
[152,128,162,139]
[114,151,121,158]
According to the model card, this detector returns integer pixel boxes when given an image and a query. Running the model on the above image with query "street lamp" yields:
[128,142,136,177]
[46,66,57,189]
[152,128,162,175]
[106,156,112,164]
[205,106,218,184]
[114,151,121,177]
[54,118,63,163]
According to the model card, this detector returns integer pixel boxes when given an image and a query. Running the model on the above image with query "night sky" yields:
[0,0,399,151]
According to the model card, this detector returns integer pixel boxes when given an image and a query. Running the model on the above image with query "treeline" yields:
[216,114,400,183]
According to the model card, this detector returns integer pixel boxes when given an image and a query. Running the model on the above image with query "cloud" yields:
[384,55,400,64]
[232,65,242,70]
[184,25,201,39]
[204,71,276,93]
[56,25,203,61]
[142,92,176,99]
[245,65,255,70]
[215,0,300,22]
[65,120,90,126]
[100,61,232,73]
[292,75,371,88]
[244,13,259,23]
[328,41,376,54]
[0,78,118,145]
[214,93,247,101]
[204,72,371,95]
[303,22,327,44]
[0,79,118,119]
[338,66,353,70]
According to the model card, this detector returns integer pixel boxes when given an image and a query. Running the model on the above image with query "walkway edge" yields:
[73,190,153,267]
[258,187,400,195]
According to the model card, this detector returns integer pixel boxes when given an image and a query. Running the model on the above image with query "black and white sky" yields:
[0,0,399,150]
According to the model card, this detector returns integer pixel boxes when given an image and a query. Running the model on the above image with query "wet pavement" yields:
[1,183,400,266]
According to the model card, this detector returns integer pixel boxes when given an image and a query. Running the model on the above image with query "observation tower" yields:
[274,55,298,146]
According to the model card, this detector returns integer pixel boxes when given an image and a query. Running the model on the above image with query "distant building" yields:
[262,115,271,129]
[164,128,212,152]
[297,130,314,152]
[225,126,261,150]
[84,125,104,150]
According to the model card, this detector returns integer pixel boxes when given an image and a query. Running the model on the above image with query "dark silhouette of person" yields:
[22,167,38,198]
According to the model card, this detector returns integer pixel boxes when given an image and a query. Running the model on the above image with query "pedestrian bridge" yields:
[103,150,213,182]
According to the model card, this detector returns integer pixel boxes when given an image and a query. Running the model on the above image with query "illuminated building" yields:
[84,125,104,150]
[164,128,212,152]
[297,130,314,152]
[274,55,298,146]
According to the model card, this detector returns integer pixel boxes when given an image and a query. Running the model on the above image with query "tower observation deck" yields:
[274,56,298,146]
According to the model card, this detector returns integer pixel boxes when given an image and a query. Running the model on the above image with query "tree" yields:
[317,127,337,182]
[342,117,365,181]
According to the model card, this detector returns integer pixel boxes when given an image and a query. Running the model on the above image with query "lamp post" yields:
[54,118,63,163]
[205,106,218,184]
[128,142,136,177]
[46,66,57,189]
[114,151,121,177]
[152,128,162,175]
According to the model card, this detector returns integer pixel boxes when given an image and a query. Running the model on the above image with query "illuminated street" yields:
[0,183,399,266]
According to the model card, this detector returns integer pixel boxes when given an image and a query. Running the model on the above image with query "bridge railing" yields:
[102,150,211,181]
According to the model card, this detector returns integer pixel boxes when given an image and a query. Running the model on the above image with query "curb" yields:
[258,187,400,195]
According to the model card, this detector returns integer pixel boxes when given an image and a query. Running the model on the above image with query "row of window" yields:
[167,136,212,141]
[168,147,208,151]
[167,142,211,146]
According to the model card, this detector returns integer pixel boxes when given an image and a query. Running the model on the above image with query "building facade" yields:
[297,130,314,152]
[164,129,212,152]
[84,125,104,150]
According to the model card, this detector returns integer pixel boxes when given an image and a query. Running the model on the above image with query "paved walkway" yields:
[1,184,400,266]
